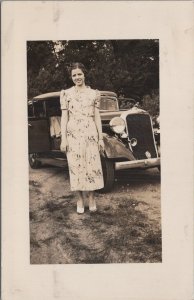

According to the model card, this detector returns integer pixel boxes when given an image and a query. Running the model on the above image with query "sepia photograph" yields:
[28,39,161,264]
[2,2,193,299]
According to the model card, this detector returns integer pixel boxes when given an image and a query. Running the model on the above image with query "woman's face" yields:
[71,68,85,86]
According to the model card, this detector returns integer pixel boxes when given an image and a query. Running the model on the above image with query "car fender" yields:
[102,134,135,161]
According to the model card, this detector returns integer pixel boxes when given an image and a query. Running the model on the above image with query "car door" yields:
[28,100,51,153]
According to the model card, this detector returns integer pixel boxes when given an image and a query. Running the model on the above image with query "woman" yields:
[60,63,104,214]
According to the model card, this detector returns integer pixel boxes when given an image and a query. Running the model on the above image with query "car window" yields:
[45,98,61,117]
[100,97,118,111]
[33,101,45,118]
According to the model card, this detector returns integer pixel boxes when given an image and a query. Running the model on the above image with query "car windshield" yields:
[100,97,118,111]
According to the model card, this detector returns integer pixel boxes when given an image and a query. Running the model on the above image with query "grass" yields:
[30,190,161,264]
[58,197,161,263]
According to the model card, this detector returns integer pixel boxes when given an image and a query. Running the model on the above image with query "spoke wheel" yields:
[29,153,42,169]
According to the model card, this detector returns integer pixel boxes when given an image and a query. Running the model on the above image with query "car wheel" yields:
[99,157,115,193]
[29,153,42,169]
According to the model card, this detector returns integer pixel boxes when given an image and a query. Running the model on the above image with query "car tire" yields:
[29,153,42,169]
[99,157,115,193]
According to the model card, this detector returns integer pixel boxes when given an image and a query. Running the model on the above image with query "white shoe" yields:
[77,207,84,214]
[89,207,97,213]
[77,201,84,214]
[89,202,97,213]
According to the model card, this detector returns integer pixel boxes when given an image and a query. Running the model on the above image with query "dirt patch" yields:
[29,167,161,264]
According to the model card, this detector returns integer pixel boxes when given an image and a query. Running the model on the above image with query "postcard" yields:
[2,1,193,299]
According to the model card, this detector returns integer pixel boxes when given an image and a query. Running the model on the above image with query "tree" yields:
[27,39,159,104]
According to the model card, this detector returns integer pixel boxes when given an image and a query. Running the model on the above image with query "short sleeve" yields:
[60,90,68,110]
[94,90,101,109]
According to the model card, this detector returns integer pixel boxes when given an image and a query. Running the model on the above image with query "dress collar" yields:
[74,86,91,93]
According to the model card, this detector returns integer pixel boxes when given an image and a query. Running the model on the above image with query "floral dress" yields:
[60,86,104,191]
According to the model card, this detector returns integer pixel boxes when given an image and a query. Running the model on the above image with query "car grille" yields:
[126,113,157,160]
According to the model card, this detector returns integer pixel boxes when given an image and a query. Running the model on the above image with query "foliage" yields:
[27,40,159,112]
[141,89,160,117]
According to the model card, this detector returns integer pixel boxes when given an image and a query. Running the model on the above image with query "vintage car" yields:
[28,91,160,192]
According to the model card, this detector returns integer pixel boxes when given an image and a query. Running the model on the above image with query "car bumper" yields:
[115,157,160,171]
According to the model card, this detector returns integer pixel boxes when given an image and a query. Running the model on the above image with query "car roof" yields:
[32,90,117,101]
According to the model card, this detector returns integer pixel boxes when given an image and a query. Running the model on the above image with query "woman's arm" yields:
[61,110,68,141]
[60,90,69,152]
[94,106,103,140]
[94,106,104,152]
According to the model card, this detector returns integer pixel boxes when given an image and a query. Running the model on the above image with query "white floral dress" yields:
[60,86,104,191]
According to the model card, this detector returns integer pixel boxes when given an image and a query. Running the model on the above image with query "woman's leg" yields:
[88,191,97,212]
[77,191,84,213]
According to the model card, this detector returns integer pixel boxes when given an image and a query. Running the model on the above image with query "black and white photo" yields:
[2,2,193,300]
[28,39,161,264]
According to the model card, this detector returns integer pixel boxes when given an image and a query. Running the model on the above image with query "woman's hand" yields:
[98,139,105,153]
[60,139,69,153]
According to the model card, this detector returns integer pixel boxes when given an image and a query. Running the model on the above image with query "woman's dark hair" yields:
[69,62,87,76]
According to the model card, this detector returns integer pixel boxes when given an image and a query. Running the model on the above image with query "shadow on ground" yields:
[29,167,161,264]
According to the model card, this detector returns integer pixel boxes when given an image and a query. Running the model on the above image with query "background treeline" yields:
[27,40,159,116]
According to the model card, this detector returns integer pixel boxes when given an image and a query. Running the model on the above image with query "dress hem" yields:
[70,186,104,192]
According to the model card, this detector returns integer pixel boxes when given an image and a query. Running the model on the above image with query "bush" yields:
[141,89,159,117]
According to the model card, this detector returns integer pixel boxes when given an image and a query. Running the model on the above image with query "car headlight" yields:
[130,138,137,147]
[109,117,126,134]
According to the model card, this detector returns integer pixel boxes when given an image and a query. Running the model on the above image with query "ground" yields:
[29,164,161,264]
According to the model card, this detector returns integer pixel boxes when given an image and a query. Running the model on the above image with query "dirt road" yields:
[29,165,161,264]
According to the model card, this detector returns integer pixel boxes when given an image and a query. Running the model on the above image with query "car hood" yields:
[100,110,123,121]
[100,107,149,122]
